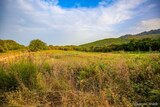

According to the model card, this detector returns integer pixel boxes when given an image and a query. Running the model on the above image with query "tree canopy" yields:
[28,39,47,52]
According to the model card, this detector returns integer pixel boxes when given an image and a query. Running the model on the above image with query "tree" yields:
[29,39,47,52]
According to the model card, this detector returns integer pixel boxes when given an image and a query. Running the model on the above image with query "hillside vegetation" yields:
[80,29,160,48]
[121,34,160,39]
[0,40,25,52]
[0,29,160,53]
[80,38,130,47]
[0,51,160,106]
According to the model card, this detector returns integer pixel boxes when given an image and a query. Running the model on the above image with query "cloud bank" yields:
[0,0,160,45]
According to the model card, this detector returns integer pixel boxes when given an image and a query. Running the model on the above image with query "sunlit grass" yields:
[0,50,160,106]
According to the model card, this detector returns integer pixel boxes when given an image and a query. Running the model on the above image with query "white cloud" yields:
[0,0,155,45]
[135,18,160,32]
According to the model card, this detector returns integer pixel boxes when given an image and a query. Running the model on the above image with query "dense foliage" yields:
[80,38,160,52]
[116,38,160,51]
[28,39,47,52]
[0,40,24,52]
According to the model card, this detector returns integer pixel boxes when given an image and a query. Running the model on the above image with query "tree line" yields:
[84,38,160,52]
[0,38,160,52]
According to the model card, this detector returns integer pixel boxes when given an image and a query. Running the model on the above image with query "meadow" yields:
[0,50,160,107]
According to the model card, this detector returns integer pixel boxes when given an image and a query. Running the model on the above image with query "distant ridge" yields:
[120,29,160,38]
[80,29,160,47]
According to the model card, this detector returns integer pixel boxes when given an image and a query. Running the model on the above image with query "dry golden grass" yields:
[0,50,160,107]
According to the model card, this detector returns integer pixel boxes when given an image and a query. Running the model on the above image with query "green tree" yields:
[29,39,47,52]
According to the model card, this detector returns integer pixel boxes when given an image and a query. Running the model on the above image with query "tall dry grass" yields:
[0,51,160,107]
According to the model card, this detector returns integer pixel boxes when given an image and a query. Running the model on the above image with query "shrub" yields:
[9,60,39,90]
[29,39,47,52]
[0,67,18,92]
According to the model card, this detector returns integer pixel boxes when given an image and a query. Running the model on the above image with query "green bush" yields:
[0,67,18,92]
[9,60,39,90]
[29,39,47,52]
[0,60,40,92]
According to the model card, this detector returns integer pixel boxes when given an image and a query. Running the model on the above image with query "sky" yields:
[0,0,160,45]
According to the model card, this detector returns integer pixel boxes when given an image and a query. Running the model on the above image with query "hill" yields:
[120,34,160,39]
[80,38,130,48]
[121,29,160,39]
[80,29,160,47]
[0,40,24,52]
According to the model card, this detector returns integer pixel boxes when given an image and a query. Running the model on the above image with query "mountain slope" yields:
[120,29,160,39]
[80,29,160,47]
[120,34,160,39]
[80,38,130,47]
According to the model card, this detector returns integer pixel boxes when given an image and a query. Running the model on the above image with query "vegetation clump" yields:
[28,39,47,52]
[0,40,24,52]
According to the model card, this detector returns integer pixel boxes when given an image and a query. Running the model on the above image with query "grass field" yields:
[0,50,160,107]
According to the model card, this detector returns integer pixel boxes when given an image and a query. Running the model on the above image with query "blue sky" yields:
[0,0,160,45]
[57,0,116,8]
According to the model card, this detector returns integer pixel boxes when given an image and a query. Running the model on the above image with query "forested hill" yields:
[80,29,160,47]
[79,38,130,48]
[0,40,25,52]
